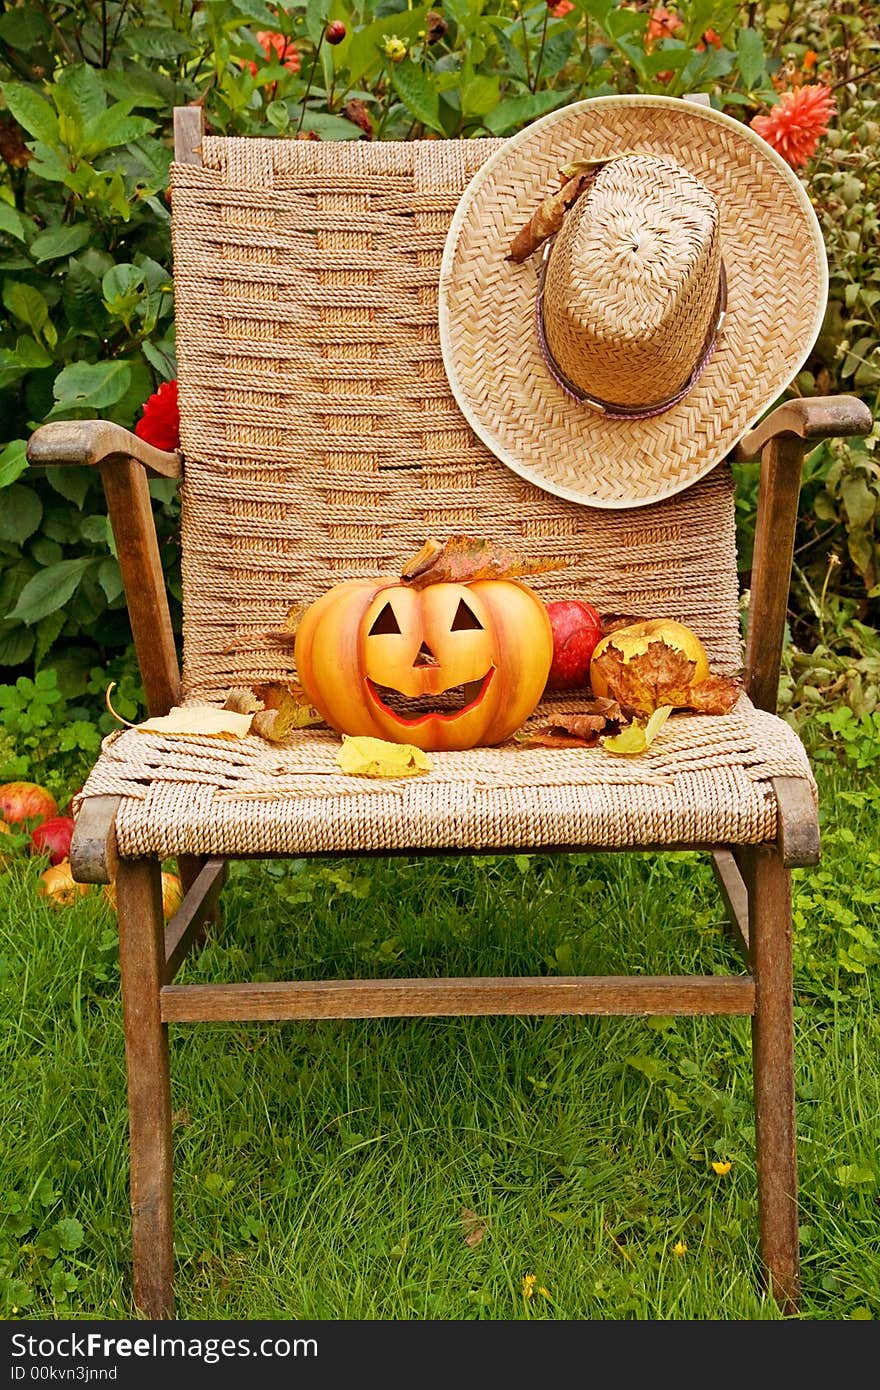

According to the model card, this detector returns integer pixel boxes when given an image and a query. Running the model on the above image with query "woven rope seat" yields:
[79,695,813,859]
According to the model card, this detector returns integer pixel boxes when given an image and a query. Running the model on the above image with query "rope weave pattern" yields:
[169,137,743,704]
[80,697,815,857]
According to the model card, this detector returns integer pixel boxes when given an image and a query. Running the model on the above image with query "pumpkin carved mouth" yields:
[365,669,495,725]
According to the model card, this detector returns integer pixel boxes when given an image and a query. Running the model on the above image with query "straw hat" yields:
[439,95,828,509]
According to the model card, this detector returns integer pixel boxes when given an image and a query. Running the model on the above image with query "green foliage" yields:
[0,660,143,803]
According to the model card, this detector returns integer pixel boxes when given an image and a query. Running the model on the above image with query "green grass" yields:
[1,761,878,1322]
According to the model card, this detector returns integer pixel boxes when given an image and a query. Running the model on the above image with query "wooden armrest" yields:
[27,420,182,480]
[743,394,874,713]
[735,395,873,460]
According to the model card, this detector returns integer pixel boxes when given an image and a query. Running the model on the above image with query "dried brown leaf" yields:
[250,681,323,741]
[600,613,648,636]
[515,698,623,748]
[507,172,593,264]
[682,674,742,715]
[590,641,697,717]
[223,687,263,715]
[460,1207,487,1249]
[401,534,567,588]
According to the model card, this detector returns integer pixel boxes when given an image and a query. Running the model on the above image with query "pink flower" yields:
[549,0,575,15]
[750,84,835,169]
[246,30,301,77]
[647,7,683,41]
[135,381,180,453]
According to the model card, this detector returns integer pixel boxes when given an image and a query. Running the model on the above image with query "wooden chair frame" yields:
[25,108,873,1320]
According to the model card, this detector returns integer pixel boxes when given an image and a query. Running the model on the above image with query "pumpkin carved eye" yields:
[451,598,483,631]
[369,602,401,636]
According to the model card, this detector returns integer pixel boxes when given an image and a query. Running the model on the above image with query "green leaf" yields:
[53,1216,85,1251]
[7,557,94,624]
[0,204,31,243]
[81,106,156,158]
[345,9,430,86]
[834,1163,876,1187]
[391,60,443,133]
[0,82,59,145]
[460,74,500,119]
[79,514,110,544]
[35,610,66,667]
[3,281,49,336]
[0,440,28,489]
[497,30,527,83]
[0,625,33,666]
[0,336,53,389]
[0,8,52,47]
[62,259,106,336]
[305,0,332,45]
[52,360,133,411]
[841,475,877,529]
[736,26,766,89]
[231,0,280,25]
[538,28,576,80]
[45,467,92,509]
[123,27,197,60]
[296,111,364,140]
[29,223,92,264]
[0,485,42,544]
[483,88,572,135]
[97,556,123,604]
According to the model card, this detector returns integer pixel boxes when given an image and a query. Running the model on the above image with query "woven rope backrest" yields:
[170,137,742,701]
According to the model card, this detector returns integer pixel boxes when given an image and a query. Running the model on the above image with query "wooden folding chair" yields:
[26,105,872,1320]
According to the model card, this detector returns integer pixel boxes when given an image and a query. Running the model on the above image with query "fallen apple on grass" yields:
[545,600,604,690]
[29,815,76,867]
[104,871,184,921]
[0,781,58,828]
[39,859,90,907]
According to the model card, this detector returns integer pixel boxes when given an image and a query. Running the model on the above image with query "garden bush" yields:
[0,0,876,741]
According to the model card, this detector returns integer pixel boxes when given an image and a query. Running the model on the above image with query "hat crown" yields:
[543,154,722,408]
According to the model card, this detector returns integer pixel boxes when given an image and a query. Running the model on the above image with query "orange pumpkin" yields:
[294,577,553,751]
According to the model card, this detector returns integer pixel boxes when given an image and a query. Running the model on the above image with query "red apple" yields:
[545,600,604,690]
[30,815,76,867]
[0,781,58,827]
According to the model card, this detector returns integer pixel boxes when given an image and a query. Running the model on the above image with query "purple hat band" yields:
[535,246,728,421]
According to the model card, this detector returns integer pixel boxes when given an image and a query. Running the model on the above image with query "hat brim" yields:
[439,95,828,509]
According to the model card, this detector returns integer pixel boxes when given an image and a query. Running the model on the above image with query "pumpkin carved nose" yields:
[413,642,439,668]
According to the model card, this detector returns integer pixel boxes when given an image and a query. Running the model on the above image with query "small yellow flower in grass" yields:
[538,1286,550,1298]
[522,1273,537,1299]
[711,1160,732,1176]
[384,35,407,62]
[672,1239,688,1257]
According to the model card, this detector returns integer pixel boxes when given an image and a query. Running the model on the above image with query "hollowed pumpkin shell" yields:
[294,577,553,751]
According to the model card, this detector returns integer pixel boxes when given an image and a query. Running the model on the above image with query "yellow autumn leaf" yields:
[336,735,432,778]
[135,706,254,739]
[600,705,672,757]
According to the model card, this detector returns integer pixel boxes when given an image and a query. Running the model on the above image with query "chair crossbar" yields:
[159,974,755,1023]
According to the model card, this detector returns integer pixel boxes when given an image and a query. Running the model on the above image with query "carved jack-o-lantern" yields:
[294,577,553,751]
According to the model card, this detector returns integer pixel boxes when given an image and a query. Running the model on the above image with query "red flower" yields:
[696,28,722,51]
[647,7,683,41]
[750,84,835,169]
[135,381,180,453]
[246,30,301,77]
[549,0,575,15]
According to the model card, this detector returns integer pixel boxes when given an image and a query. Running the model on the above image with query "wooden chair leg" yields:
[748,843,800,1314]
[116,857,175,1319]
